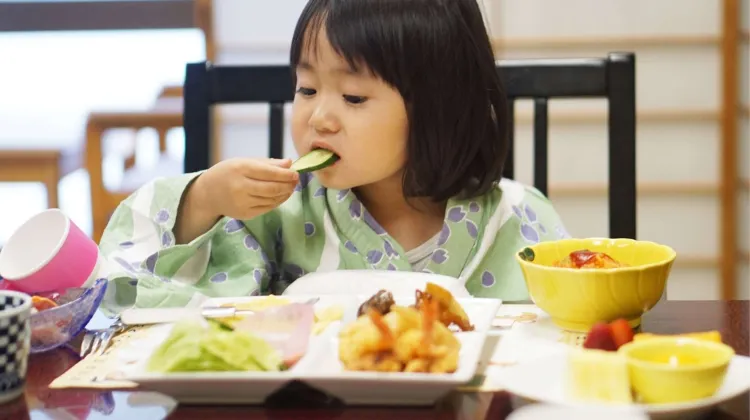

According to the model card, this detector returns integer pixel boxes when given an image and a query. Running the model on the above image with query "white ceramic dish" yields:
[201,295,350,317]
[302,330,487,406]
[507,403,649,420]
[121,295,352,404]
[492,349,750,420]
[121,294,493,405]
[282,270,471,298]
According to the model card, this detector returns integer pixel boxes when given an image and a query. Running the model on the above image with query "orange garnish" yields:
[31,296,58,311]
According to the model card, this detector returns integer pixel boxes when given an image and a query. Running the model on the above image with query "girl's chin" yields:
[314,169,358,191]
[315,177,354,191]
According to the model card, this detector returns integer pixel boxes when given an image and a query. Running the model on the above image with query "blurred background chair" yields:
[82,0,211,242]
[85,91,183,242]
[0,146,79,210]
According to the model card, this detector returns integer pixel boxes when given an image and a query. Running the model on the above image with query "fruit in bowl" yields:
[26,278,108,353]
[515,238,676,332]
[583,319,635,352]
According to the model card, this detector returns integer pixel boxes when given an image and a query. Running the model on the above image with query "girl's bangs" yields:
[291,0,402,83]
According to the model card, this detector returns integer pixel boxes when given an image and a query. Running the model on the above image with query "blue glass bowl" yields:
[29,278,108,353]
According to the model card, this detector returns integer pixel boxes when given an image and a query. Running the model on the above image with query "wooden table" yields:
[2,301,748,420]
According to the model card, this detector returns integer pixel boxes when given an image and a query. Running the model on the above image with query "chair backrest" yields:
[183,63,293,169]
[501,52,636,240]
[182,52,636,239]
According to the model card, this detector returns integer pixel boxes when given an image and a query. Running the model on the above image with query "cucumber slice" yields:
[290,149,340,173]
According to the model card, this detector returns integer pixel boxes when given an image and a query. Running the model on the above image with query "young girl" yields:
[98,0,570,313]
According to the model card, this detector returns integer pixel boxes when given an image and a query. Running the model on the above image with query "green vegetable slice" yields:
[290,149,339,173]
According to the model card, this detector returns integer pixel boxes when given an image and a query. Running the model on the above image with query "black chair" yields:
[501,52,636,240]
[182,52,636,239]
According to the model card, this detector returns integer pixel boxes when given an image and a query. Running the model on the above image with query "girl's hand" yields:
[197,158,300,221]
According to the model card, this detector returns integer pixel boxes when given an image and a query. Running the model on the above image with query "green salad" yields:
[146,320,283,373]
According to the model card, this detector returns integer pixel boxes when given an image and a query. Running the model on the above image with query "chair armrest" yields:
[85,105,183,187]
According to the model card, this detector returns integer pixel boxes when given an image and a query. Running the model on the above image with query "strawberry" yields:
[583,322,618,351]
[609,318,635,349]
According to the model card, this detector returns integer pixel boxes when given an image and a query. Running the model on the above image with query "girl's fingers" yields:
[238,159,298,182]
[246,194,290,208]
[244,178,297,198]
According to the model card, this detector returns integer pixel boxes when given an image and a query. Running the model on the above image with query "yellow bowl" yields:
[618,337,734,404]
[515,238,676,332]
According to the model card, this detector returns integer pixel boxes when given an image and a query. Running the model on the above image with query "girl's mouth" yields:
[290,147,340,173]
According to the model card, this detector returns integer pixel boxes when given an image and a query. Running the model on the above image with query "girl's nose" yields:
[309,101,339,134]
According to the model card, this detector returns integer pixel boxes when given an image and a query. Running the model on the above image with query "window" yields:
[0,0,195,32]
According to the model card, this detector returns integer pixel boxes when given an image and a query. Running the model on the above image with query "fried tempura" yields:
[339,297,461,374]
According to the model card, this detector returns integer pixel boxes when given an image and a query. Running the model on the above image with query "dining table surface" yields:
[1,299,748,420]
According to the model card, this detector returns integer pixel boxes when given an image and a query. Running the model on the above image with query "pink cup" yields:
[0,209,104,294]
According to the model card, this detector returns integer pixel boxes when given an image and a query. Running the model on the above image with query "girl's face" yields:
[291,28,409,191]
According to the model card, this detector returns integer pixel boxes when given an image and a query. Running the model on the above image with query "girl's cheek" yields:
[291,105,309,128]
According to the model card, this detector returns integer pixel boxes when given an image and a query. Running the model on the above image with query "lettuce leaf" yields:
[146,320,283,373]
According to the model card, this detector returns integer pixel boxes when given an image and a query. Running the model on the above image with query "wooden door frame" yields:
[720,0,740,299]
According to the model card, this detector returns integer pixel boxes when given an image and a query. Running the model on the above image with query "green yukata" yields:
[97,171,570,314]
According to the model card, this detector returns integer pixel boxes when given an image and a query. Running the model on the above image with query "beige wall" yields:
[208,0,748,299]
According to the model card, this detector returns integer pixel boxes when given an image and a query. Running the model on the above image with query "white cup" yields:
[0,209,104,294]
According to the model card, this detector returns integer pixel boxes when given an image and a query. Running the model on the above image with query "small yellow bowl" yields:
[618,337,734,404]
[515,238,676,331]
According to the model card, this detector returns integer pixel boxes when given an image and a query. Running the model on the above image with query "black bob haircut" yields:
[290,0,509,202]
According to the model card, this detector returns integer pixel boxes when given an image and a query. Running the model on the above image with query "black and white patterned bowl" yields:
[0,290,31,404]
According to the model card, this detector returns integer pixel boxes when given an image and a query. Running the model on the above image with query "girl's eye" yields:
[343,95,368,105]
[296,87,316,96]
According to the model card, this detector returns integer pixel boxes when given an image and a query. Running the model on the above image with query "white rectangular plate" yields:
[121,295,356,404]
[120,295,495,405]
[118,323,297,404]
[302,330,487,406]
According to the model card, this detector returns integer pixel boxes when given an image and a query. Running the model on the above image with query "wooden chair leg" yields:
[86,122,108,243]
[124,154,137,170]
[92,208,107,244]
[124,129,138,170]
[41,163,60,209]
[44,177,59,209]
[158,127,168,154]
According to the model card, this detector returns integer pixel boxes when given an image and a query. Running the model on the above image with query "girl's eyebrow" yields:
[297,61,314,71]
[298,60,359,76]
